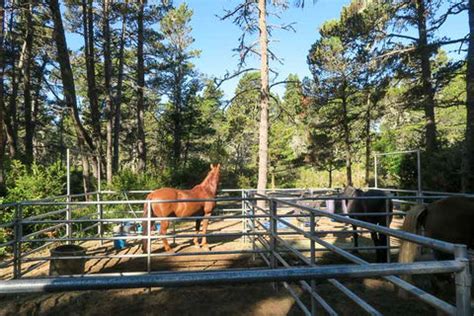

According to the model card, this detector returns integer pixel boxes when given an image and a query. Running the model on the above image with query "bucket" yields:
[136,224,143,234]
[114,234,127,250]
[123,222,132,234]
[49,244,86,276]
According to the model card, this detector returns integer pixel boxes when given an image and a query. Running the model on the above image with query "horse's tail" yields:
[398,204,426,294]
[398,204,426,264]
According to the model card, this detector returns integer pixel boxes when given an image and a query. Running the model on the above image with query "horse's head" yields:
[203,164,221,195]
[341,185,361,214]
[342,185,356,198]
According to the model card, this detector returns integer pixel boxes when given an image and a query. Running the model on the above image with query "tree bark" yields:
[136,0,146,172]
[257,0,269,202]
[49,0,95,193]
[416,0,437,153]
[5,8,18,158]
[341,91,353,186]
[31,58,47,154]
[462,0,474,192]
[23,0,34,165]
[113,0,128,173]
[81,0,102,170]
[0,0,6,191]
[328,168,333,189]
[172,72,183,165]
[103,0,113,184]
[364,93,372,186]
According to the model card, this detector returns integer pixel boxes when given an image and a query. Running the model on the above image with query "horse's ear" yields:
[210,164,214,169]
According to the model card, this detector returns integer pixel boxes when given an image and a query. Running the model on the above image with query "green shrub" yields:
[1,160,66,257]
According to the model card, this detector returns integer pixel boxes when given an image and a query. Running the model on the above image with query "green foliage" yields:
[0,161,66,257]
[4,160,66,205]
[109,168,165,192]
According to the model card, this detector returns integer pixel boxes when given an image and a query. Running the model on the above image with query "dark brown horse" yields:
[399,196,474,263]
[398,197,474,298]
[342,186,393,263]
[142,164,221,252]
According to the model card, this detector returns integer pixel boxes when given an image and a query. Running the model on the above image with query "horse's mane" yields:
[196,165,220,196]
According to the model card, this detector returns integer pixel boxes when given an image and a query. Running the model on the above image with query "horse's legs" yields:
[200,213,211,250]
[379,232,389,263]
[194,219,202,248]
[371,232,383,262]
[160,220,173,252]
[352,224,359,254]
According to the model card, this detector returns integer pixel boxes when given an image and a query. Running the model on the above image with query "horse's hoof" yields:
[165,248,175,253]
[201,245,210,252]
[194,244,201,249]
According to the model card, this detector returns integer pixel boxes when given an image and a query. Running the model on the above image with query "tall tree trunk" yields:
[341,92,353,186]
[172,75,182,165]
[328,168,332,189]
[257,0,269,201]
[364,93,372,186]
[136,0,146,172]
[416,0,437,153]
[113,0,128,173]
[462,0,474,192]
[81,0,102,171]
[103,0,113,184]
[31,58,47,155]
[5,11,18,158]
[0,0,6,191]
[23,0,34,165]
[49,0,95,193]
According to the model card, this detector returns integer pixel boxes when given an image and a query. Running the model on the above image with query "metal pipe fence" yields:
[0,188,472,315]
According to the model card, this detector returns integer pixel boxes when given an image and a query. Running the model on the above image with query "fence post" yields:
[250,191,256,261]
[269,198,278,291]
[374,154,378,189]
[66,149,72,244]
[310,209,317,316]
[416,150,423,204]
[97,191,103,246]
[13,203,23,279]
[242,190,247,244]
[454,245,472,316]
[269,199,277,270]
[147,201,152,274]
[385,199,391,263]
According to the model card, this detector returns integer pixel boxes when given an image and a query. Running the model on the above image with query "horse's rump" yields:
[399,204,426,264]
[424,197,474,249]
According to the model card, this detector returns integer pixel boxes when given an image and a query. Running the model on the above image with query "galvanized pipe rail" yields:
[259,195,472,315]
[0,261,464,294]
[1,189,473,315]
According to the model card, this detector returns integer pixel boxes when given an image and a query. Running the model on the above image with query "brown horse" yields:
[399,196,474,263]
[142,164,221,252]
[398,196,474,295]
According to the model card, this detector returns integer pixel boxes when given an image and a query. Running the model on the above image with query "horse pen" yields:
[0,183,472,315]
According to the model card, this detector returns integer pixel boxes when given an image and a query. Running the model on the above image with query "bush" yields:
[1,160,66,257]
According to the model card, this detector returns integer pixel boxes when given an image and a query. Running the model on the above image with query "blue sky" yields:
[178,0,353,97]
[63,1,469,99]
[174,0,469,99]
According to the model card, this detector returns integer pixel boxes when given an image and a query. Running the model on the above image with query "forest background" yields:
[0,0,472,209]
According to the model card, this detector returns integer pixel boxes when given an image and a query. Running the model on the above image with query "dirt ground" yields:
[0,214,464,315]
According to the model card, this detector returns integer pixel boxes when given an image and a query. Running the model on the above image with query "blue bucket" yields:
[155,223,161,231]
[114,234,126,250]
